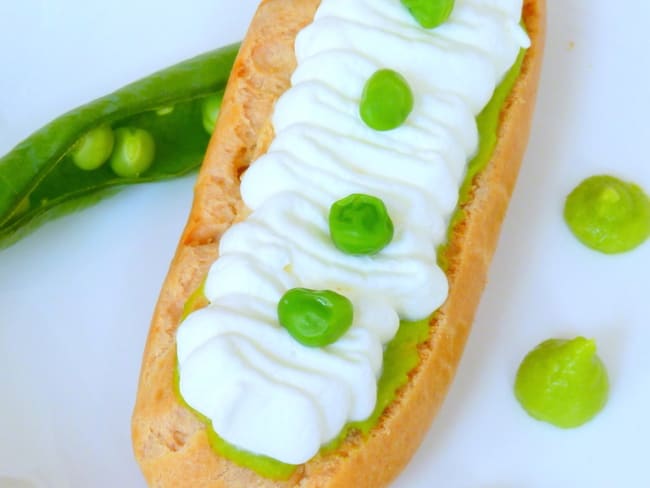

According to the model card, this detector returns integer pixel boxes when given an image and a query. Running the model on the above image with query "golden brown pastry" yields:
[132,0,545,486]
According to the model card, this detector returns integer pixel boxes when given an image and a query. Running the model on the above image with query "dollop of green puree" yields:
[174,49,528,479]
[564,175,650,254]
[515,337,609,428]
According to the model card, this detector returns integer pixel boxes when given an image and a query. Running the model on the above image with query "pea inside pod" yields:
[109,127,156,177]
[71,125,115,171]
[0,43,239,249]
[202,93,224,135]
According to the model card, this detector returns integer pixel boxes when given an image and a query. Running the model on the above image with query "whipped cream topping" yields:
[177,0,529,465]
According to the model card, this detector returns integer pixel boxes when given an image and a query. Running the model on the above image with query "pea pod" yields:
[0,42,240,249]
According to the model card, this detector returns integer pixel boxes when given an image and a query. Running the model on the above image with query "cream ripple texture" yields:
[177,0,529,464]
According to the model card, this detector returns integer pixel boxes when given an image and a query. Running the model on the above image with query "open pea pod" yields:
[0,42,240,249]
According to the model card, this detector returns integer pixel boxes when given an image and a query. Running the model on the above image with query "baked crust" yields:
[131,1,546,486]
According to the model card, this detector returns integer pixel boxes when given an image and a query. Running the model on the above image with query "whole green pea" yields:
[202,92,223,135]
[360,69,413,131]
[278,288,354,348]
[109,127,156,177]
[401,0,455,29]
[329,193,394,255]
[71,125,115,171]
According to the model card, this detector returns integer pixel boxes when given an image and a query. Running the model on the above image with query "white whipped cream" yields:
[177,0,529,465]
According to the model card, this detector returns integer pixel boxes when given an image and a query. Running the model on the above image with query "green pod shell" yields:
[0,43,240,249]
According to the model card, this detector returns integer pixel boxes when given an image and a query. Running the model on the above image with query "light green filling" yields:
[175,48,527,479]
[438,48,526,270]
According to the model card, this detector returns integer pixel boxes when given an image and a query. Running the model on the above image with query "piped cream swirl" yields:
[177,0,529,464]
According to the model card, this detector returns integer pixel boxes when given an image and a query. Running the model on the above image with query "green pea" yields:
[401,0,455,29]
[359,69,413,131]
[514,337,609,428]
[71,125,115,171]
[109,127,156,177]
[329,194,394,255]
[202,92,223,135]
[278,288,354,348]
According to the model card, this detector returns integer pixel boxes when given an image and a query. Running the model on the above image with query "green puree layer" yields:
[438,48,526,270]
[174,48,527,479]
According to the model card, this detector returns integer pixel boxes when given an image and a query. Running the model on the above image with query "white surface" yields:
[0,1,648,487]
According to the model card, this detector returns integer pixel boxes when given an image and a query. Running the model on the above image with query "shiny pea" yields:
[278,288,354,348]
[71,125,114,171]
[401,0,455,29]
[329,193,394,255]
[202,92,223,135]
[109,127,156,177]
[359,69,413,131]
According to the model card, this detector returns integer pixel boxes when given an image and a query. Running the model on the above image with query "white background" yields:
[0,1,649,487]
